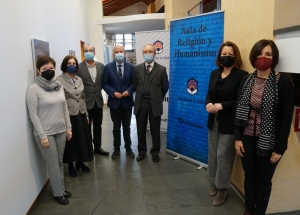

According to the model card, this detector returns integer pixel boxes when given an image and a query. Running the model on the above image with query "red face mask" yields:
[254,57,273,71]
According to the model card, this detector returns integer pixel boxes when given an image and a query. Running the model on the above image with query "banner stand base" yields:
[197,166,203,170]
[166,149,208,169]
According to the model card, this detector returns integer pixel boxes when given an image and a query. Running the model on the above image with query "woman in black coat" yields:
[205,41,247,206]
[235,39,294,215]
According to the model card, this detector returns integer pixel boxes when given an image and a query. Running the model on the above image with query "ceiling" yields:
[103,0,156,16]
[103,18,165,34]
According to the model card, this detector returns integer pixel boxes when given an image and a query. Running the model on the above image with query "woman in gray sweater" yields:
[26,56,72,205]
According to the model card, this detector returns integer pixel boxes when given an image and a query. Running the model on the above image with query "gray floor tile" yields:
[32,107,299,215]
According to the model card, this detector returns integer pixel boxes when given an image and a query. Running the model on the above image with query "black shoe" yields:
[111,150,120,159]
[75,162,90,172]
[54,196,69,205]
[136,153,146,161]
[152,155,160,163]
[63,190,72,198]
[126,150,135,158]
[94,148,109,156]
[68,163,77,177]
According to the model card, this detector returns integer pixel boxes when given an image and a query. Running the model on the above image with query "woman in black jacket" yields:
[235,39,294,215]
[205,41,247,206]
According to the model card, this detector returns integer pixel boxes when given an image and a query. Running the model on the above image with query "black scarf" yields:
[235,70,279,155]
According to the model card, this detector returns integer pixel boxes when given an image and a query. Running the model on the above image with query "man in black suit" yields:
[102,45,135,159]
[133,44,169,163]
[77,44,109,156]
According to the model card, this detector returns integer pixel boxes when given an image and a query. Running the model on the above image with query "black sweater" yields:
[234,73,294,154]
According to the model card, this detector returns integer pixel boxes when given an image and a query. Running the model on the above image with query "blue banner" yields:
[167,12,224,164]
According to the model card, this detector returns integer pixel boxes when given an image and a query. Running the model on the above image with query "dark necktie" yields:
[118,65,122,79]
[147,64,151,73]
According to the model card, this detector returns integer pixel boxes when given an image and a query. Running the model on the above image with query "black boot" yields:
[68,163,77,177]
[75,161,90,172]
[54,196,69,205]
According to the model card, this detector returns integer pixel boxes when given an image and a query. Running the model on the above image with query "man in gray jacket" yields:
[134,44,169,163]
[77,44,109,156]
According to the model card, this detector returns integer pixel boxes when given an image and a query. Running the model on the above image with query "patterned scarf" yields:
[235,70,278,155]
[36,75,61,91]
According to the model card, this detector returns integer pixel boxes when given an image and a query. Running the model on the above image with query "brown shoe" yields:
[209,185,218,197]
[213,188,228,206]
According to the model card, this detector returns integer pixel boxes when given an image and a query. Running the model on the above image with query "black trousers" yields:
[110,103,132,151]
[136,98,161,155]
[241,135,280,215]
[87,102,103,149]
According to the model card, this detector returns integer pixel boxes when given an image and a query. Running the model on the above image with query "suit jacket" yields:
[133,61,169,117]
[102,61,135,110]
[57,72,88,116]
[77,61,104,110]
[205,68,248,134]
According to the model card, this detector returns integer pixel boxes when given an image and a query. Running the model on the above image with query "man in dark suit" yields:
[102,45,135,159]
[77,44,109,156]
[133,44,169,163]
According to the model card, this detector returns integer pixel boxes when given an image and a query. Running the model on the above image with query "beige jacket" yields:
[57,72,88,116]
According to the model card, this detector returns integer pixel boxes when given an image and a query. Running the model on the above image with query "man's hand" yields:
[114,92,123,99]
[122,91,129,97]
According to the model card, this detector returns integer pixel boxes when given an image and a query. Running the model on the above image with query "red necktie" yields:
[147,65,151,73]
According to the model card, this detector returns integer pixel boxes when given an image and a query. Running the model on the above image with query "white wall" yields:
[87,0,107,102]
[0,0,89,214]
[275,30,300,74]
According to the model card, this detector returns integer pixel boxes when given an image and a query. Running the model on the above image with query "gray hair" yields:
[84,44,95,52]
[142,44,156,53]
[113,45,125,53]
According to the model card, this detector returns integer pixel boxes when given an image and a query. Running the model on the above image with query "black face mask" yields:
[220,56,235,68]
[41,69,55,80]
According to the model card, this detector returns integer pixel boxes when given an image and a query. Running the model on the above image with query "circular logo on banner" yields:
[187,78,198,95]
[153,40,163,54]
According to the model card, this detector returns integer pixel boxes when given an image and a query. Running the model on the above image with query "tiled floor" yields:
[32,107,299,215]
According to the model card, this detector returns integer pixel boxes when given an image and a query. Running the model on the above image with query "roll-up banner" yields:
[167,11,224,166]
[135,30,170,130]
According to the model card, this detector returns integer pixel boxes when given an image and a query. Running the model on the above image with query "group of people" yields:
[26,43,169,205]
[26,39,294,214]
[206,39,294,215]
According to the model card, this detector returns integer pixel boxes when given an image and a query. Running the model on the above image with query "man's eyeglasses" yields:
[84,49,94,53]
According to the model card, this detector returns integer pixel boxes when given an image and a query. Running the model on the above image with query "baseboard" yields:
[26,179,50,215]
[230,181,245,202]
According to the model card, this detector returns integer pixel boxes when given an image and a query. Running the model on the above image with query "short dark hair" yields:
[216,41,243,69]
[60,55,79,73]
[36,56,56,70]
[249,39,279,70]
